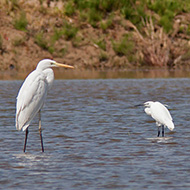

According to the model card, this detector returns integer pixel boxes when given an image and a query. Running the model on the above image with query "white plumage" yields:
[144,101,174,136]
[16,69,49,131]
[15,59,74,152]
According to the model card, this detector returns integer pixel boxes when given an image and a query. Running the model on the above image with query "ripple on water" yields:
[0,79,190,189]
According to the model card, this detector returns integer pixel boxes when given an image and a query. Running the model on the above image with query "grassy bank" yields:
[0,0,190,72]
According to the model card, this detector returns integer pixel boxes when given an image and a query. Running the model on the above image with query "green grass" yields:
[70,0,190,32]
[72,36,83,47]
[51,22,78,41]
[51,28,64,42]
[87,8,103,27]
[94,39,106,51]
[74,0,118,27]
[121,0,146,29]
[34,32,48,50]
[112,34,136,62]
[13,12,28,31]
[159,14,173,33]
[100,14,114,31]
[35,28,72,54]
[10,0,190,33]
[58,47,67,56]
[147,0,190,33]
[99,51,108,62]
[64,1,75,16]
[99,0,120,12]
[147,0,186,15]
[33,21,78,54]
[62,21,78,40]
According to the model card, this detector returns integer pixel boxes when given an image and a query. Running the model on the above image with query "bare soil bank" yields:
[1,0,190,76]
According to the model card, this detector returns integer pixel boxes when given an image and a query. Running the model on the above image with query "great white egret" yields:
[15,59,74,152]
[137,101,174,137]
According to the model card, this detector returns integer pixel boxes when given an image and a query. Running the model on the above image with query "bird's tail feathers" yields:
[22,125,29,131]
[166,120,175,131]
[16,123,21,131]
[16,112,30,131]
[16,122,29,131]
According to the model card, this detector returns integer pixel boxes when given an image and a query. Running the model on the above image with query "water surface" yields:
[0,79,190,189]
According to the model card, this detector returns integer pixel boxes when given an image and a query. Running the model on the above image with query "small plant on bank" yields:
[100,14,114,31]
[94,38,106,51]
[51,28,64,42]
[112,34,135,58]
[13,36,26,46]
[34,32,48,50]
[99,0,120,12]
[99,51,108,62]
[72,35,83,47]
[121,0,146,30]
[62,21,78,40]
[13,12,28,31]
[159,14,174,33]
[87,8,102,28]
[147,0,189,33]
[64,1,75,16]
[58,47,67,56]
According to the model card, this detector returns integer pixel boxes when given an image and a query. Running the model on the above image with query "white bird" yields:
[16,59,74,152]
[143,101,174,137]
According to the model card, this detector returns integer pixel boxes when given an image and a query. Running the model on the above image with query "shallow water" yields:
[1,79,190,189]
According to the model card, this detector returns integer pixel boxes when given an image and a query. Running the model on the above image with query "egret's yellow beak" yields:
[54,62,74,69]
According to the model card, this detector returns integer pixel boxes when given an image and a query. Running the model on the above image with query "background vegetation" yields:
[1,0,190,71]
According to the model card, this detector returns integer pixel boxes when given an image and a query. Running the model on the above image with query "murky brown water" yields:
[1,79,190,189]
[2,68,190,80]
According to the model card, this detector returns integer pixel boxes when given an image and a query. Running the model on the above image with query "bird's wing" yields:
[151,102,174,130]
[42,68,54,90]
[153,102,172,119]
[16,70,48,131]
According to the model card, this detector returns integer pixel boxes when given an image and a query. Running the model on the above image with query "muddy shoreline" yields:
[2,67,190,80]
[1,1,190,74]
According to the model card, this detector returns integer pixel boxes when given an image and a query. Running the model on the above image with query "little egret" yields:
[137,101,174,137]
[15,59,74,152]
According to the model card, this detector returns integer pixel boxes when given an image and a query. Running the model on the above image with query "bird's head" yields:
[143,101,154,108]
[36,59,74,71]
[135,101,154,108]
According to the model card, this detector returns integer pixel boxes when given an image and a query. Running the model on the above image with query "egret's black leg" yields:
[162,125,164,137]
[39,110,44,152]
[39,128,44,152]
[23,128,29,152]
[157,126,160,137]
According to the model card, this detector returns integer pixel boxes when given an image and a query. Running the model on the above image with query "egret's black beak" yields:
[134,104,144,107]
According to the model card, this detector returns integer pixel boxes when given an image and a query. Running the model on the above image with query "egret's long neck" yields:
[43,68,54,90]
[36,64,44,71]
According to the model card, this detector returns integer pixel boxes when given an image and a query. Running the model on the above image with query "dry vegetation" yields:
[0,0,190,73]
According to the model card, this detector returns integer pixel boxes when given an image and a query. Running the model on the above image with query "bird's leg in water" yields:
[23,128,29,152]
[157,126,160,137]
[39,110,44,152]
[162,125,164,137]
